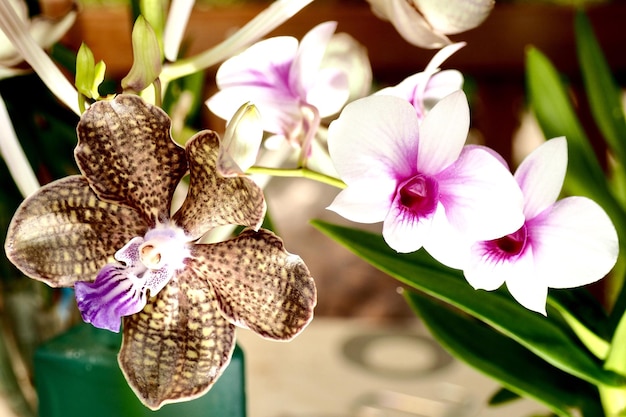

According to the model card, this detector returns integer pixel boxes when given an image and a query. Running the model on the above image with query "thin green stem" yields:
[247,166,345,189]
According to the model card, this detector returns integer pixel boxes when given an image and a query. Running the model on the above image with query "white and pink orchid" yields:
[206,21,351,157]
[327,91,524,263]
[465,137,619,314]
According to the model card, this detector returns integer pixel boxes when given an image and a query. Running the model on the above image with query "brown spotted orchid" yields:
[4,94,317,409]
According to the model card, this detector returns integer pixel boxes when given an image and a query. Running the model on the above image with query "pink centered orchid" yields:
[327,91,524,264]
[206,21,350,155]
[465,137,619,314]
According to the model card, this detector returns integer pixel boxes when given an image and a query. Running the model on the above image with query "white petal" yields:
[465,244,535,292]
[163,0,195,61]
[505,252,548,315]
[328,95,420,184]
[327,178,396,223]
[417,90,469,175]
[366,0,451,48]
[437,146,524,240]
[421,70,464,113]
[207,86,300,135]
[382,201,432,253]
[413,0,494,35]
[290,21,337,96]
[515,137,567,219]
[531,196,618,289]
[422,203,472,269]
[306,67,350,118]
[219,102,263,176]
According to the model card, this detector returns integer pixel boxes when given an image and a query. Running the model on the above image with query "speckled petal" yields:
[172,130,266,240]
[4,175,147,287]
[189,228,316,340]
[119,271,235,410]
[75,94,188,226]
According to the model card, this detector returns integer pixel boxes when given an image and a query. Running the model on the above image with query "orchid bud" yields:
[121,15,162,93]
[218,102,263,177]
[75,43,106,100]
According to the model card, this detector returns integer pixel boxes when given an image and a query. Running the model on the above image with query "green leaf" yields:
[405,290,602,417]
[488,387,520,405]
[575,11,626,166]
[526,47,626,239]
[311,220,626,388]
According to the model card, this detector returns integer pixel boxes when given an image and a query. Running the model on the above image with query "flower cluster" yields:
[1,1,624,416]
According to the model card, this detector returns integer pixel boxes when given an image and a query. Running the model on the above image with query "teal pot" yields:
[34,323,246,417]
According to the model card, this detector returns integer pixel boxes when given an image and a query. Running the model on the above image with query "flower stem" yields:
[247,166,345,189]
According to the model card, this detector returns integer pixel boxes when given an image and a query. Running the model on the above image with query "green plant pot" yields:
[34,323,246,417]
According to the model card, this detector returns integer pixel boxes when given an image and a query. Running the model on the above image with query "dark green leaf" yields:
[526,48,626,247]
[489,387,520,405]
[575,11,626,165]
[405,290,602,417]
[311,220,626,388]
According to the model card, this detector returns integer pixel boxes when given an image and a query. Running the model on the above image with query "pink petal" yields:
[215,36,298,89]
[417,90,469,175]
[515,137,567,219]
[327,178,397,223]
[437,146,525,240]
[328,95,420,184]
[530,196,618,289]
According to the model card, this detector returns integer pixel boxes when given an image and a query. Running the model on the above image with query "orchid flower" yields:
[465,137,618,314]
[327,92,524,265]
[206,21,350,158]
[376,42,465,121]
[4,94,316,409]
[366,0,494,49]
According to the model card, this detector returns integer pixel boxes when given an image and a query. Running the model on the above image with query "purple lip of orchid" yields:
[4,93,317,410]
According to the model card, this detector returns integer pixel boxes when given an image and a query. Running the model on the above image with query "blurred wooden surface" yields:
[63,1,626,78]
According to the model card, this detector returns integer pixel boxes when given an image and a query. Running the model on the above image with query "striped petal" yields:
[119,271,236,410]
[4,175,147,287]
[172,130,266,240]
[189,229,316,340]
[75,94,188,226]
